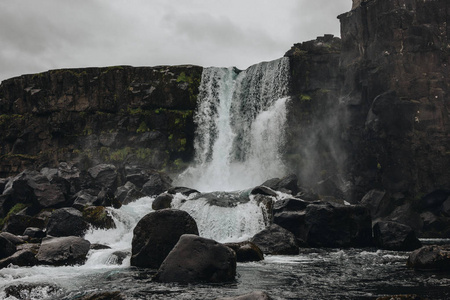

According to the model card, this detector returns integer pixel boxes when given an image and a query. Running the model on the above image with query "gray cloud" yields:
[0,0,351,82]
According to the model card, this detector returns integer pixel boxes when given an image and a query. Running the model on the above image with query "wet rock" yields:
[114,181,145,205]
[224,241,264,262]
[155,234,236,283]
[78,291,125,300]
[360,189,392,220]
[46,207,89,237]
[152,193,173,210]
[2,211,45,236]
[0,235,16,259]
[82,206,115,229]
[301,203,372,248]
[167,186,199,196]
[407,245,450,271]
[124,165,150,188]
[88,164,118,191]
[23,227,46,239]
[251,186,278,197]
[141,172,172,196]
[373,221,422,251]
[108,251,129,265]
[97,187,121,208]
[72,189,98,210]
[217,291,273,300]
[0,232,26,245]
[251,224,299,255]
[262,174,299,195]
[273,211,307,240]
[130,209,199,268]
[273,198,312,213]
[36,236,91,266]
[0,248,39,269]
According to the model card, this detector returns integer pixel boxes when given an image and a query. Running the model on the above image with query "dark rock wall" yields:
[0,65,202,177]
[339,0,450,201]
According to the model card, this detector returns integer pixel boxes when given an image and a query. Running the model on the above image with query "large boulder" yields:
[141,172,172,196]
[114,181,145,205]
[130,209,198,268]
[301,203,372,248]
[46,207,89,237]
[407,245,450,271]
[373,221,422,251]
[0,248,39,269]
[262,174,299,195]
[224,241,264,262]
[0,235,16,259]
[2,209,46,235]
[35,236,91,266]
[167,186,199,196]
[250,224,299,255]
[72,189,98,210]
[88,164,118,191]
[155,234,236,284]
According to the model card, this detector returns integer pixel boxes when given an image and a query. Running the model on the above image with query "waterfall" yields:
[177,57,290,192]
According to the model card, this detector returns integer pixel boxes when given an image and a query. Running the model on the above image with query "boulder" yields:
[88,164,118,191]
[124,165,150,188]
[0,235,16,259]
[2,211,45,236]
[96,187,121,208]
[72,189,98,210]
[155,234,236,283]
[3,284,60,299]
[23,227,46,240]
[224,241,264,262]
[152,193,174,210]
[141,173,172,196]
[262,174,299,195]
[373,221,422,251]
[130,209,199,268]
[301,203,372,247]
[82,206,115,229]
[407,245,450,271]
[273,198,312,213]
[250,224,299,255]
[0,248,39,269]
[0,232,26,245]
[167,186,199,196]
[114,181,145,205]
[36,236,91,266]
[46,207,89,237]
[250,186,278,197]
[217,291,273,300]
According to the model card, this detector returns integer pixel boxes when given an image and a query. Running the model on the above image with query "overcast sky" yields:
[0,0,350,82]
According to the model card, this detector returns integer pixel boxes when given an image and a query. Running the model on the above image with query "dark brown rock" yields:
[36,236,91,266]
[130,209,198,268]
[407,245,450,271]
[373,221,422,251]
[224,241,264,262]
[155,234,236,284]
[46,207,89,237]
[152,193,173,210]
[250,224,299,255]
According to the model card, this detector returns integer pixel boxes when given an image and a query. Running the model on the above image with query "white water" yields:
[177,58,290,192]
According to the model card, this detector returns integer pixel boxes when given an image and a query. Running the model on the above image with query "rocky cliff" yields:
[0,65,202,177]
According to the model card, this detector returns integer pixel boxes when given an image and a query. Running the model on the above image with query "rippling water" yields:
[1,196,449,299]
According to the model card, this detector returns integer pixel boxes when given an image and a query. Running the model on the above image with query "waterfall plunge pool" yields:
[1,195,449,300]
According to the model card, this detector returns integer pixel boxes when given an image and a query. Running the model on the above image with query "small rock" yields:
[152,193,173,210]
[225,241,264,262]
[407,245,450,271]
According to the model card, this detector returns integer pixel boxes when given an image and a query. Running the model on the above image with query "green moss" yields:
[109,147,132,162]
[0,203,29,228]
[293,48,308,56]
[168,134,174,141]
[300,94,312,102]
[136,147,153,160]
[102,66,124,75]
[137,121,150,133]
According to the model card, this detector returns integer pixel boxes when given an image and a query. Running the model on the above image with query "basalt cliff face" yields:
[0,66,202,177]
[0,0,449,235]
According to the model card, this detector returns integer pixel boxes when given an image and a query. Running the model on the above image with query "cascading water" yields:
[176,57,290,192]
